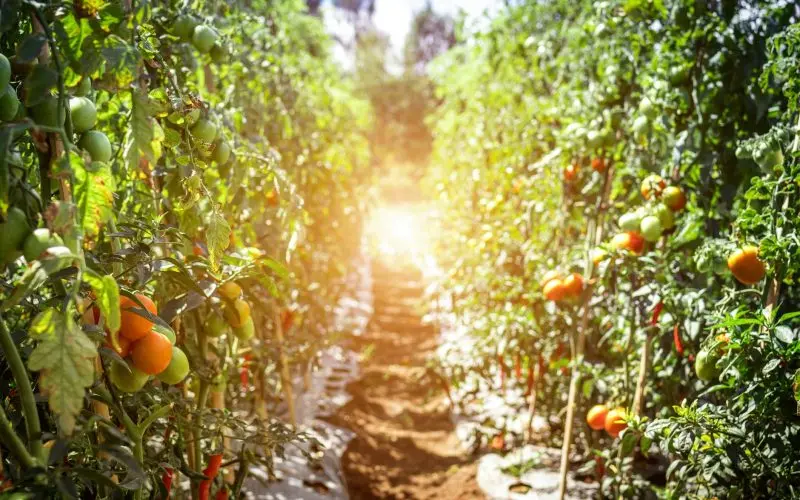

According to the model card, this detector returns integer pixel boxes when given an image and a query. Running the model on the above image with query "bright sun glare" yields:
[367,206,429,258]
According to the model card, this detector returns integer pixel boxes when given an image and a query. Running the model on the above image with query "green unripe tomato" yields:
[79,130,112,162]
[211,374,226,393]
[173,15,199,41]
[153,323,176,344]
[23,228,63,262]
[0,54,10,90]
[206,313,230,338]
[233,316,255,341]
[753,145,783,174]
[619,211,642,232]
[212,141,231,165]
[73,77,92,97]
[32,96,65,128]
[695,348,720,382]
[210,44,227,64]
[0,207,31,265]
[655,203,675,230]
[640,215,662,242]
[69,97,97,133]
[190,118,217,143]
[109,362,150,393]
[157,346,190,385]
[0,85,20,121]
[192,25,218,54]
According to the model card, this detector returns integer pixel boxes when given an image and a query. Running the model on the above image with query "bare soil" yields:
[326,259,483,500]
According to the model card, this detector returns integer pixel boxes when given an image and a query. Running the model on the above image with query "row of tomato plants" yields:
[0,0,369,497]
[426,1,800,498]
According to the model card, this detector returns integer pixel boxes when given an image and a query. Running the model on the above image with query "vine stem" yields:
[0,318,44,462]
[557,164,613,500]
[0,398,37,469]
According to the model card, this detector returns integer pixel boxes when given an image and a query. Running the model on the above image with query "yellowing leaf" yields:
[84,271,121,334]
[28,308,97,434]
[206,210,231,272]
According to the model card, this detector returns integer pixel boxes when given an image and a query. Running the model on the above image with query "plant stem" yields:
[0,318,44,462]
[0,401,37,469]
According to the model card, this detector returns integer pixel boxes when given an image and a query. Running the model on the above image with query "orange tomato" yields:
[106,335,132,358]
[611,232,645,254]
[266,189,279,207]
[591,157,606,173]
[586,404,609,430]
[564,164,578,182]
[561,273,584,297]
[192,242,205,256]
[224,299,251,328]
[640,174,666,199]
[218,282,242,300]
[543,279,568,301]
[131,331,173,375]
[662,186,686,211]
[539,270,561,288]
[727,245,766,285]
[120,294,158,341]
[604,407,627,437]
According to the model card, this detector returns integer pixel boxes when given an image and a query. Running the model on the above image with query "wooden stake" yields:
[274,308,296,426]
[557,166,613,500]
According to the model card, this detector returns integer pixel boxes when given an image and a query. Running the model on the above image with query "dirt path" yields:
[326,258,483,500]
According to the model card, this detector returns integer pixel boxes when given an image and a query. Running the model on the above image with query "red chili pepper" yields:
[199,453,223,500]
[651,301,664,326]
[162,468,174,498]
[673,324,684,356]
[514,354,522,379]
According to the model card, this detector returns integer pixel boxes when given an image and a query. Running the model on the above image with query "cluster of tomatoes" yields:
[563,156,607,183]
[99,294,190,392]
[205,282,255,342]
[602,174,687,257]
[586,404,627,438]
[540,270,584,302]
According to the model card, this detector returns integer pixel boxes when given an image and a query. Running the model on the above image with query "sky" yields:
[322,0,502,71]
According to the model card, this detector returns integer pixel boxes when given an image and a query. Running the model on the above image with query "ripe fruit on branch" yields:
[640,174,666,199]
[662,186,686,211]
[640,215,662,242]
[131,331,173,375]
[727,245,766,285]
[539,270,561,288]
[224,299,251,328]
[611,231,644,254]
[591,157,606,173]
[562,273,584,297]
[157,346,190,384]
[564,163,577,182]
[543,278,568,301]
[79,130,112,162]
[604,407,627,437]
[69,96,97,133]
[120,294,158,341]
[109,361,150,393]
[586,404,609,430]
[105,334,132,357]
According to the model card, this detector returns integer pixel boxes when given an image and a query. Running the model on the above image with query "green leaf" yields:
[84,271,121,334]
[206,210,230,272]
[0,126,10,211]
[16,33,47,63]
[123,88,164,173]
[28,307,97,434]
[72,155,115,236]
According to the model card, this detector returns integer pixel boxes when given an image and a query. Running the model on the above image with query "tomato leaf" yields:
[72,154,115,236]
[27,307,97,434]
[206,210,230,272]
[84,270,121,334]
